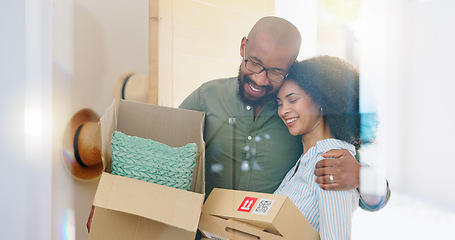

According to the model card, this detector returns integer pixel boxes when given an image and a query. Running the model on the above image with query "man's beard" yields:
[237,66,274,106]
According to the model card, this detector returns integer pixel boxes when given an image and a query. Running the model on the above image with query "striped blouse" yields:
[274,139,360,240]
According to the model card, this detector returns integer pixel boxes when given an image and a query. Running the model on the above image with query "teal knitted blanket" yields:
[110,131,197,191]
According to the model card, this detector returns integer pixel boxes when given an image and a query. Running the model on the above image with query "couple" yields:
[180,16,389,239]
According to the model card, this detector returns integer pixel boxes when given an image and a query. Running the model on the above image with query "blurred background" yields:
[1,0,454,239]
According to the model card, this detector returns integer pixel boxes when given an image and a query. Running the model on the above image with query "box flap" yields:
[99,99,117,173]
[117,100,204,149]
[199,213,285,240]
[272,198,320,240]
[89,207,195,240]
[93,172,205,233]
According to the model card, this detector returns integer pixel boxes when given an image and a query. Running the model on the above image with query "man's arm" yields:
[179,86,203,111]
[313,149,391,211]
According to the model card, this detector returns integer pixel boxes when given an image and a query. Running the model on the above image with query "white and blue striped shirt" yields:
[274,139,359,240]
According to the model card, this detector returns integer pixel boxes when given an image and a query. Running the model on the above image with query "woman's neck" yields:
[301,119,333,155]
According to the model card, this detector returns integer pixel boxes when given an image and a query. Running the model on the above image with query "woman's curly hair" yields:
[287,55,362,149]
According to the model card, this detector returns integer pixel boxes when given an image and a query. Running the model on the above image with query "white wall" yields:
[1,1,28,239]
[356,0,455,211]
[391,0,455,210]
[353,0,455,238]
[1,0,52,239]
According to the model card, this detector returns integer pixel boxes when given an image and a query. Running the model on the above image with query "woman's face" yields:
[276,80,321,136]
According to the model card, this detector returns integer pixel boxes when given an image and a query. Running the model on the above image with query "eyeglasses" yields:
[243,41,289,83]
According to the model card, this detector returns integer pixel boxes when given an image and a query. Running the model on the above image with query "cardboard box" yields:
[199,188,320,240]
[89,99,206,240]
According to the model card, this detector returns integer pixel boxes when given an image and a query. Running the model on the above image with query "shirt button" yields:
[246,105,251,110]
[247,136,252,140]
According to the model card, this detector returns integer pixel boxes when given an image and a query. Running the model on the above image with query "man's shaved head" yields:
[248,16,301,53]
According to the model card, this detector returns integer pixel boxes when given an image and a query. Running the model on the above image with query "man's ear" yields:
[240,37,247,58]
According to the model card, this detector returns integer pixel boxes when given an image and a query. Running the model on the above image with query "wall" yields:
[352,1,455,238]
[356,0,455,211]
[1,0,52,239]
[390,0,455,210]
[52,1,148,239]
[0,1,28,239]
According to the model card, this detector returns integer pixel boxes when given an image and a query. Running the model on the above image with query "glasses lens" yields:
[267,72,285,83]
[245,61,260,73]
[245,60,285,83]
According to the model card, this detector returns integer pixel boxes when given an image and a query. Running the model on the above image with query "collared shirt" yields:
[179,77,303,195]
[274,139,360,240]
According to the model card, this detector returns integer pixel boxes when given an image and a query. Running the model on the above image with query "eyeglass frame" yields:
[242,39,291,83]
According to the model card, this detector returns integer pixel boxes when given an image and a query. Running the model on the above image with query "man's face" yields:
[238,34,297,106]
[237,67,277,106]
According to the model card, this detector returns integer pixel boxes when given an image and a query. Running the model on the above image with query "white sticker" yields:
[201,230,230,240]
[252,198,275,215]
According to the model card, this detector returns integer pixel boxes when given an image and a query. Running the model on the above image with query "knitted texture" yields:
[110,131,197,190]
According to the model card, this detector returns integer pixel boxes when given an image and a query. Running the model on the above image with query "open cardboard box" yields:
[88,99,206,240]
[199,188,320,240]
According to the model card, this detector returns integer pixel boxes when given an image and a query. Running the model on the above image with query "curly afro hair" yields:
[286,55,362,149]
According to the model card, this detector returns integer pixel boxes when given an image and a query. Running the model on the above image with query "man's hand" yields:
[314,149,360,191]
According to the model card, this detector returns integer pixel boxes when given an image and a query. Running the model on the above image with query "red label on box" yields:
[237,197,258,212]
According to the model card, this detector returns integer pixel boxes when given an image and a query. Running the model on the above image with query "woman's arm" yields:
[316,187,359,239]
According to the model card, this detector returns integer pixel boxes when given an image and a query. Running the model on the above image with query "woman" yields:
[274,55,363,239]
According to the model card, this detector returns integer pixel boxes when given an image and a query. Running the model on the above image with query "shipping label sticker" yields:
[237,197,258,213]
[252,198,275,215]
[201,230,230,240]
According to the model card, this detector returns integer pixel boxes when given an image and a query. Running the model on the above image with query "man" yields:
[180,16,389,210]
